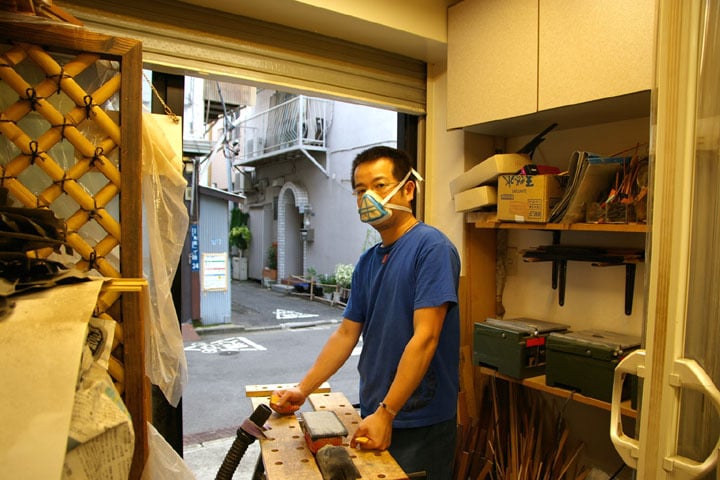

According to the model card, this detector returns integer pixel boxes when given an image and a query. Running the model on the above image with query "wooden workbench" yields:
[250,391,408,479]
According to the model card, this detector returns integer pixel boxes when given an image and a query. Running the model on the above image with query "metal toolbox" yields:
[546,329,641,402]
[473,318,570,379]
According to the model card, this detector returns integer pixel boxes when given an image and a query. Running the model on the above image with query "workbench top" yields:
[251,392,408,479]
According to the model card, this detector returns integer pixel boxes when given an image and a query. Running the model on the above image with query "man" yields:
[271,146,460,479]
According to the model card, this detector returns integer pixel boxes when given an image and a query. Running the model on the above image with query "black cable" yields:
[608,462,625,479]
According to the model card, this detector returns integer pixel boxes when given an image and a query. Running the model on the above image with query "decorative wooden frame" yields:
[0,18,147,478]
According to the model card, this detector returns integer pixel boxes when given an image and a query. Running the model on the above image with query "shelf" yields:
[478,366,637,419]
[466,212,648,233]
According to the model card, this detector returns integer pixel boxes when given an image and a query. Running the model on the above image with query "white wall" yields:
[239,95,395,280]
[304,102,396,277]
[424,60,467,269]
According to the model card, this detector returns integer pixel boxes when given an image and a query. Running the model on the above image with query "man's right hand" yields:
[269,387,305,415]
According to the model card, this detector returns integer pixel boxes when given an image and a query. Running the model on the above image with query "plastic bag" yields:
[141,423,195,480]
[141,112,189,406]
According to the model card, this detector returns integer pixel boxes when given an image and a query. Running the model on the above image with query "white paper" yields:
[0,280,104,480]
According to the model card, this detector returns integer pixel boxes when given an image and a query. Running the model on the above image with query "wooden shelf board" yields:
[466,212,647,233]
[478,366,637,419]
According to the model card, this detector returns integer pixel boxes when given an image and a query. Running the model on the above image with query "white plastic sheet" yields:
[141,423,195,480]
[141,112,189,407]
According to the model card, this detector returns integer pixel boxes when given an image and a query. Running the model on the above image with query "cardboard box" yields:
[453,185,497,213]
[450,153,529,196]
[498,174,565,223]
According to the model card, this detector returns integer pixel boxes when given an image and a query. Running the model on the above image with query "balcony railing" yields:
[233,95,332,165]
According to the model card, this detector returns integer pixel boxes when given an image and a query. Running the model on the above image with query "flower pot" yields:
[263,267,277,281]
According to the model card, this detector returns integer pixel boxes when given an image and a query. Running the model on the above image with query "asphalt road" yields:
[182,280,359,444]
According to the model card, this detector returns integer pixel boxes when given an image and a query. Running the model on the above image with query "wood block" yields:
[299,411,348,454]
[245,382,331,397]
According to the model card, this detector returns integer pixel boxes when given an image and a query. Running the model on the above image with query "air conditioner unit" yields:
[233,171,245,193]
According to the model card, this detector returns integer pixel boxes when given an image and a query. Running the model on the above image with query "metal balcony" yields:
[232,95,332,176]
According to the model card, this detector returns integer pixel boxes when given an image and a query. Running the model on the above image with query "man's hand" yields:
[350,407,394,450]
[269,387,305,415]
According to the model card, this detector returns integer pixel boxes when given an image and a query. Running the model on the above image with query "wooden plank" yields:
[245,382,331,397]
[0,19,142,57]
[478,367,638,419]
[251,392,408,479]
[117,37,147,480]
[466,212,648,233]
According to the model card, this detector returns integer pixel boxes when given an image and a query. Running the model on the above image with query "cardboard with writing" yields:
[498,174,565,223]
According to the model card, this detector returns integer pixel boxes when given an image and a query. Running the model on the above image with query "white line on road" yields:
[184,336,267,354]
[274,309,320,320]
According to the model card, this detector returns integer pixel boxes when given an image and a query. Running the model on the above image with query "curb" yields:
[193,318,340,337]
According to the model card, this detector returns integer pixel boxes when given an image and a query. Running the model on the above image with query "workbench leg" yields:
[251,452,265,480]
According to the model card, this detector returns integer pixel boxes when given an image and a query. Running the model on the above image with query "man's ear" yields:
[403,180,416,201]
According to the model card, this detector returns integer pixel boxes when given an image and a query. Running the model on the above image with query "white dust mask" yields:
[357,169,422,226]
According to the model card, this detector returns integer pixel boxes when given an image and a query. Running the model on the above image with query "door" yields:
[249,204,274,280]
[610,1,720,479]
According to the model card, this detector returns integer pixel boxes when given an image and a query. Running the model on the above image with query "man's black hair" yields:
[351,146,413,189]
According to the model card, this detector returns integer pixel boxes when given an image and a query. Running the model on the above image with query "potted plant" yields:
[319,273,336,301]
[229,225,251,253]
[229,207,251,256]
[334,263,354,303]
[262,242,278,285]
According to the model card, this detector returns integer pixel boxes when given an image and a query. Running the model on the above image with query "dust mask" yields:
[358,169,423,226]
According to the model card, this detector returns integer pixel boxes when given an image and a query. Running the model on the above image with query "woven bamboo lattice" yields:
[0,44,131,393]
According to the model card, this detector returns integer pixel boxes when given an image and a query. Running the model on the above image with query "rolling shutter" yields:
[57,0,427,114]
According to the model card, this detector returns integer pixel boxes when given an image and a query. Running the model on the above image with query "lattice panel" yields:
[1,19,146,478]
[0,43,128,393]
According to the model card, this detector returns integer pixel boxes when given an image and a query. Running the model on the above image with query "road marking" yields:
[274,309,320,320]
[184,336,267,354]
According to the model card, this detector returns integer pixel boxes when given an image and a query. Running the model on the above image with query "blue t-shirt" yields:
[343,222,460,428]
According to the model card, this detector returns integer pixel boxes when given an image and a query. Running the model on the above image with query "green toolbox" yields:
[546,329,641,402]
[473,318,570,379]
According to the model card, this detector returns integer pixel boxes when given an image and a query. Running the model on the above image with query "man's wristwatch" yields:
[378,402,398,416]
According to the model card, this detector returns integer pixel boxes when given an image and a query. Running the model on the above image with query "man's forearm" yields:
[298,321,360,396]
[382,305,446,413]
[381,334,437,413]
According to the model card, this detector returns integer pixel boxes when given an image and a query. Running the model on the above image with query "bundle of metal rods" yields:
[453,378,588,480]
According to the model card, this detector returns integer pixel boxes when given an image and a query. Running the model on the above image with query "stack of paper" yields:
[548,151,629,224]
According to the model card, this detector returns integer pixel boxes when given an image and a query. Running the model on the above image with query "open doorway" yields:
[147,71,419,464]
[178,75,407,287]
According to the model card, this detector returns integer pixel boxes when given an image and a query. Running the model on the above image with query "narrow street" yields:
[181,280,359,479]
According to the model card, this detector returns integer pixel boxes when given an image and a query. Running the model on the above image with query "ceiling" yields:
[175,0,456,63]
